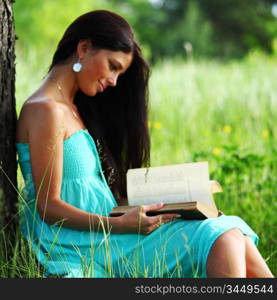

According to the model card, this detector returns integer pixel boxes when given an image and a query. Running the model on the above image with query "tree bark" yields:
[0,0,17,231]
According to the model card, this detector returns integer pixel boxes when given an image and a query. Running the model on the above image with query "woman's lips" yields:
[98,81,104,92]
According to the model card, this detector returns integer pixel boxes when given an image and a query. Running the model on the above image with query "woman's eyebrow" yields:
[112,59,128,75]
[111,57,132,75]
[113,59,123,70]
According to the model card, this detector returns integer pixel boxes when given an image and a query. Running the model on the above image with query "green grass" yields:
[1,48,276,277]
[148,53,277,275]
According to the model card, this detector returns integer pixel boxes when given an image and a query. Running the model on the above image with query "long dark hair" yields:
[48,10,150,203]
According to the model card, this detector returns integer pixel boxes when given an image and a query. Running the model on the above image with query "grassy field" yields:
[148,53,277,275]
[2,49,276,277]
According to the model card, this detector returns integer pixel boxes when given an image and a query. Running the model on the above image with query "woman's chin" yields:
[81,88,98,97]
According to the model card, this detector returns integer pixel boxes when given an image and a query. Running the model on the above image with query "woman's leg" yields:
[206,228,247,277]
[244,236,274,278]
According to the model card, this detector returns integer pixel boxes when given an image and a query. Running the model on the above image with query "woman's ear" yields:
[76,40,92,59]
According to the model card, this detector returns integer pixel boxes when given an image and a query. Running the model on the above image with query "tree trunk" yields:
[0,0,17,232]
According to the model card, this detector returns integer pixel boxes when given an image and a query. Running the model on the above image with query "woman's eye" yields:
[109,62,117,71]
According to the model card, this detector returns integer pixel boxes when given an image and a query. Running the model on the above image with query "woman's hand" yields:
[117,203,181,234]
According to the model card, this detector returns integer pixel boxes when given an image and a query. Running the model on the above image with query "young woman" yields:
[16,10,274,278]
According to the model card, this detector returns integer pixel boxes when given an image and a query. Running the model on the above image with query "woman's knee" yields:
[207,228,247,277]
[208,228,246,262]
[215,228,245,249]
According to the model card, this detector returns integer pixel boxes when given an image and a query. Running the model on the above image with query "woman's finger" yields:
[141,202,164,213]
[149,213,181,223]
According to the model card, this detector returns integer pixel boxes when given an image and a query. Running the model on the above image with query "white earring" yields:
[73,59,82,72]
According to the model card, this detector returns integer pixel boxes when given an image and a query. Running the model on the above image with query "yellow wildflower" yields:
[262,130,269,138]
[154,122,162,130]
[212,147,222,156]
[223,125,232,133]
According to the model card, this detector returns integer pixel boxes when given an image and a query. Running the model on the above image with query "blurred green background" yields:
[11,0,277,277]
[13,0,277,110]
[14,0,277,61]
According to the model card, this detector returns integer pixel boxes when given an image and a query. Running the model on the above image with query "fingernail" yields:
[174,215,182,219]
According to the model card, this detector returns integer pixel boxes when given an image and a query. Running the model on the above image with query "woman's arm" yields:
[36,198,179,234]
[24,101,179,234]
[26,101,99,230]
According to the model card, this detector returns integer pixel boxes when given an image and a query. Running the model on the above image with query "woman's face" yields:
[75,42,133,96]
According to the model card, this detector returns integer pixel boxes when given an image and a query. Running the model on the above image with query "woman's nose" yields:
[107,73,118,87]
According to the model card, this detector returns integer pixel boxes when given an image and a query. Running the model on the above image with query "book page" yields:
[127,161,215,208]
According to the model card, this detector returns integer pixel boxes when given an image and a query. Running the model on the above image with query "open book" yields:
[109,162,223,220]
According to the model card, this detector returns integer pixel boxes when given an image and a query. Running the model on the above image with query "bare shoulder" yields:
[23,98,65,121]
[16,97,66,143]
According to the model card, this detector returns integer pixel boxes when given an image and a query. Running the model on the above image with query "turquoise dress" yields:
[16,129,259,278]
